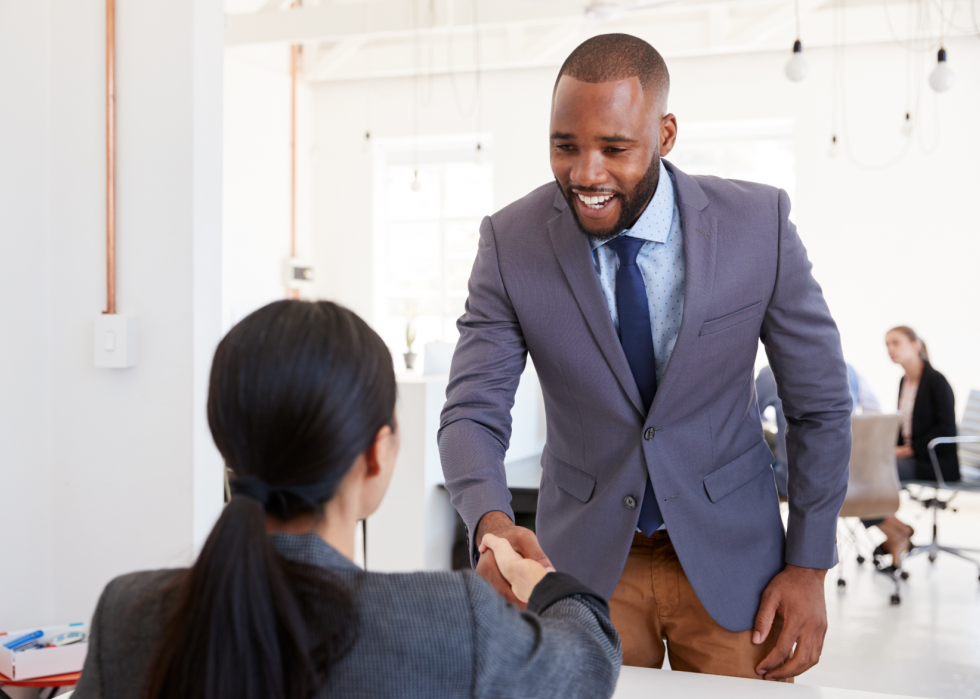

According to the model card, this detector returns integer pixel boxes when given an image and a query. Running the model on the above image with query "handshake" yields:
[477,511,556,605]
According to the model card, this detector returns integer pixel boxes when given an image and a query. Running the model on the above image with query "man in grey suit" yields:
[440,34,852,680]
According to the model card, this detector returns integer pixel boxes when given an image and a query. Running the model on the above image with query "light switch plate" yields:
[94,314,137,369]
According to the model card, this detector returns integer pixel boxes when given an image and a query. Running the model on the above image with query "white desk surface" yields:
[613,667,927,699]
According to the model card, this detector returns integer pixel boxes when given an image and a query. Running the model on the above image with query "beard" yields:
[560,153,661,240]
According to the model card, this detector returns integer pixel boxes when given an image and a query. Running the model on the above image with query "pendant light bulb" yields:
[929,48,955,93]
[410,170,422,192]
[785,40,808,82]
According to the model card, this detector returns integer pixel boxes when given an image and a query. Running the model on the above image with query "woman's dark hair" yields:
[889,325,929,363]
[145,300,396,699]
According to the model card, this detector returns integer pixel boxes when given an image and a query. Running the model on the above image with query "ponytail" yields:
[145,497,355,699]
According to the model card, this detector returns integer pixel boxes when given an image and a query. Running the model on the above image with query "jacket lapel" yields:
[548,190,646,417]
[648,162,718,416]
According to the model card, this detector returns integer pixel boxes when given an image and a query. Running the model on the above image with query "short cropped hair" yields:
[554,33,670,108]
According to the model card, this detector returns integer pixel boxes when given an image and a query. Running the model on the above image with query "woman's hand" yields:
[895,445,914,459]
[479,534,555,603]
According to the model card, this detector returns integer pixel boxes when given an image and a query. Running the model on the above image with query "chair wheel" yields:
[900,571,909,580]
[928,553,937,563]
[890,594,901,605]
[856,555,866,565]
[837,579,846,588]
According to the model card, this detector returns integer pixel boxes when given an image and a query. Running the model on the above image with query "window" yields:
[372,135,493,365]
[667,119,796,202]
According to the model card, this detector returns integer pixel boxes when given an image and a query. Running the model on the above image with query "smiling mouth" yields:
[575,192,616,211]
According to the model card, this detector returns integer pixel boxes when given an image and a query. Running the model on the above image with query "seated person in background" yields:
[73,300,620,699]
[866,326,960,564]
[757,363,879,498]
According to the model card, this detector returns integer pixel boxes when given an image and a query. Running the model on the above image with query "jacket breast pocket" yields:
[542,448,596,503]
[703,441,775,503]
[699,302,763,337]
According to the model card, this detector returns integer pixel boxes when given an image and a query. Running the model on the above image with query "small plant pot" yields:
[403,352,417,371]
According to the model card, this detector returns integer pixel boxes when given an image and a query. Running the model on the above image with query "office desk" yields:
[613,667,926,699]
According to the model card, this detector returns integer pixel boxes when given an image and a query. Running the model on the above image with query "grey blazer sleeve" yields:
[439,215,528,561]
[72,583,108,699]
[464,573,621,699]
[761,189,852,570]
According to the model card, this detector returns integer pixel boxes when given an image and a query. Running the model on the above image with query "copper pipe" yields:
[105,0,116,314]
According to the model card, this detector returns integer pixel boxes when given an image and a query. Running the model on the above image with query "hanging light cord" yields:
[832,0,946,171]
[447,0,482,119]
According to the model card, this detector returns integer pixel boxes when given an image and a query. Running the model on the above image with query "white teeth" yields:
[577,193,613,209]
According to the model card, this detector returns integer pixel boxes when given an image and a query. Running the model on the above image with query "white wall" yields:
[308,36,980,417]
[0,0,225,629]
[0,0,55,631]
[223,45,314,330]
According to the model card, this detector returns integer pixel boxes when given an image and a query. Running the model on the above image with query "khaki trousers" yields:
[609,531,789,681]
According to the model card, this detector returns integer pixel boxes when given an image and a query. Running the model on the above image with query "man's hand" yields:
[753,565,828,680]
[895,444,914,459]
[480,534,551,602]
[474,511,554,608]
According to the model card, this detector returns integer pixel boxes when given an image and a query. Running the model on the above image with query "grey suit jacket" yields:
[439,160,852,633]
[73,533,620,699]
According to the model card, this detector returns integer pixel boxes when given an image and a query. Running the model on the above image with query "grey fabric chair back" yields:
[958,390,980,472]
[840,414,903,519]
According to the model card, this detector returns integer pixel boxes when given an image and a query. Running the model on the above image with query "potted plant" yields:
[404,317,417,371]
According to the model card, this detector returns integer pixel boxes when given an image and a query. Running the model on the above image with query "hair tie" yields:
[231,475,271,505]
[230,474,330,518]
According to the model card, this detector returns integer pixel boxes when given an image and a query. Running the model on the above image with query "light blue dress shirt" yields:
[589,161,685,385]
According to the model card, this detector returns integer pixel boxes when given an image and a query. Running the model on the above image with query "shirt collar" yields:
[590,160,675,250]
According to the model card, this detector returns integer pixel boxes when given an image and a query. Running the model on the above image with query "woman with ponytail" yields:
[73,301,620,699]
[864,326,959,568]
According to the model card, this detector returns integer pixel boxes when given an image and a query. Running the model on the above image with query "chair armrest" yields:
[927,436,980,488]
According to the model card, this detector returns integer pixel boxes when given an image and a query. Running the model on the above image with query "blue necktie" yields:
[606,236,663,536]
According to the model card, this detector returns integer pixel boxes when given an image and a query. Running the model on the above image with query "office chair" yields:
[904,390,980,579]
[836,414,905,604]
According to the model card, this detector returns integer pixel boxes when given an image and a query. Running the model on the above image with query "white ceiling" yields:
[224,0,977,82]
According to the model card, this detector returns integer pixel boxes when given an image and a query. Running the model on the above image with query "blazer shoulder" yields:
[97,569,183,638]
[921,362,953,393]
[102,568,183,607]
[694,173,783,216]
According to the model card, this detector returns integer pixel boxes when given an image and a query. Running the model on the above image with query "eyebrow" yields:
[549,131,638,143]
[598,134,637,143]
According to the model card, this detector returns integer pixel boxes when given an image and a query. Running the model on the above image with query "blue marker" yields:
[3,630,43,650]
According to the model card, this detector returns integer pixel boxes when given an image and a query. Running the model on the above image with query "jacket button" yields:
[644,427,656,441]
[624,495,637,509]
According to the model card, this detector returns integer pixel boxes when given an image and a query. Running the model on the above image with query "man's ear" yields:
[660,113,678,157]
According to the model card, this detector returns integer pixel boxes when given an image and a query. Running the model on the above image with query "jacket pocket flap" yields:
[699,301,763,336]
[542,448,596,503]
[703,441,774,503]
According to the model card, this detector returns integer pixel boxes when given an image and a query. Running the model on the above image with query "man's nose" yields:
[570,150,607,189]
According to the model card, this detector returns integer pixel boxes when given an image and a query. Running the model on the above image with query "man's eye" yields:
[606,147,627,153]
[555,144,574,151]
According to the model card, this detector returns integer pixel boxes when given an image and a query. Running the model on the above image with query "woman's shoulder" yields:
[100,569,183,607]
[921,362,953,390]
[94,569,184,639]
[345,568,482,605]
